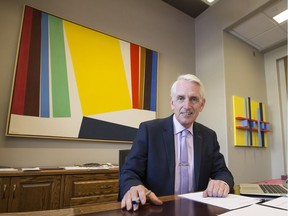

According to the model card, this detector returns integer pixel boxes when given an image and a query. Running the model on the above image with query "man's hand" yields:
[202,180,229,198]
[121,185,163,211]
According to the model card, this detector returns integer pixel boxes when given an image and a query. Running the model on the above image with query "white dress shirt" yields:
[173,115,194,194]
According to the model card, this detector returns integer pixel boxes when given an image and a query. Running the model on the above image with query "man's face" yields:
[170,80,205,128]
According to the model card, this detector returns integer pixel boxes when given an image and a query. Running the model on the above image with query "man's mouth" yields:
[181,111,193,116]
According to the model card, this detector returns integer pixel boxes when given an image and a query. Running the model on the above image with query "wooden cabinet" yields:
[0,169,118,213]
[63,171,118,207]
[0,175,61,213]
[0,177,10,212]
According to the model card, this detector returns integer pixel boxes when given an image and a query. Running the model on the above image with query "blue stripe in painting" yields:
[150,51,157,111]
[244,98,248,146]
[257,108,262,147]
[40,13,50,117]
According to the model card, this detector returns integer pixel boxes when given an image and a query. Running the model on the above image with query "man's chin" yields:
[179,119,194,127]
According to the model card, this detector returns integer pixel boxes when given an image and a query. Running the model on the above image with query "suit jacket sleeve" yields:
[119,117,175,200]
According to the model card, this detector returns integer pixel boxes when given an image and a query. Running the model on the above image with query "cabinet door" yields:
[63,172,119,207]
[0,177,10,212]
[7,175,61,212]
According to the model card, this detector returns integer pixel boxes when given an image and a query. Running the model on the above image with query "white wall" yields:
[0,0,195,167]
[264,45,288,178]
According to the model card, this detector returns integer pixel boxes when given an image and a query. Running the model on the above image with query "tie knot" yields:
[181,129,189,137]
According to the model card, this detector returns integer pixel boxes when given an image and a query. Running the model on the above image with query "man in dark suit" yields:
[120,74,234,211]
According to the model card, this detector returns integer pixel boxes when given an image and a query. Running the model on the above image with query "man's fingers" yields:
[202,189,208,197]
[121,185,164,212]
[121,186,162,211]
[202,180,229,198]
[121,193,133,211]
[148,191,163,205]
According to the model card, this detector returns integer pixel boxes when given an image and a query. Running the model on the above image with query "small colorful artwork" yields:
[232,96,270,147]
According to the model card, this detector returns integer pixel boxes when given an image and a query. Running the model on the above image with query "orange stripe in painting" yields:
[11,6,33,115]
[131,44,139,108]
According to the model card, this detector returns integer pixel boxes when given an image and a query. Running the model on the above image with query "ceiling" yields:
[162,0,209,18]
[162,0,288,53]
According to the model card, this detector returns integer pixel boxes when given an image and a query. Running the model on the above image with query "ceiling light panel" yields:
[263,0,287,18]
[232,13,276,39]
[250,25,287,48]
[273,9,288,23]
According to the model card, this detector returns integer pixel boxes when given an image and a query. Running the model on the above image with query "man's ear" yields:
[170,97,174,110]
[199,98,206,112]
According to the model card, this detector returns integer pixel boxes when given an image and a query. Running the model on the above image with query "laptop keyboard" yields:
[259,184,288,194]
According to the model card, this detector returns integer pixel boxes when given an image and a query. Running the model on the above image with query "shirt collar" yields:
[173,114,193,135]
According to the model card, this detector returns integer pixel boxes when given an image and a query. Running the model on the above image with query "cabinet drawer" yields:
[63,172,119,207]
[74,179,118,196]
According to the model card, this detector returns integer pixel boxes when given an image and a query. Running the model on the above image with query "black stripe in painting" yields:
[79,117,138,142]
[24,8,42,116]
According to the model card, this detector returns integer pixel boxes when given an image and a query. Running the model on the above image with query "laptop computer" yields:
[240,182,288,197]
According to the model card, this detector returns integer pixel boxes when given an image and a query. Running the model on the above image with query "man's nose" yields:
[183,98,191,107]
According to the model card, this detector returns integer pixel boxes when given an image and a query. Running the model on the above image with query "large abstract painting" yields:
[6,5,158,142]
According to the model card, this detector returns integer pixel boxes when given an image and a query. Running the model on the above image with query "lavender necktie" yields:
[180,129,189,194]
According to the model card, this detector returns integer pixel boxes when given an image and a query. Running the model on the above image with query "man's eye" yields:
[177,96,185,102]
[190,97,199,104]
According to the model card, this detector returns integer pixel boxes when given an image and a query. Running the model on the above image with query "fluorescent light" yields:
[273,9,288,23]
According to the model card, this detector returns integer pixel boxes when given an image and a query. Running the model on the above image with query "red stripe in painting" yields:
[11,6,33,115]
[130,44,140,109]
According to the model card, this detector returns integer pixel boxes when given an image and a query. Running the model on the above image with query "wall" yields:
[264,45,288,178]
[194,0,277,184]
[0,0,195,167]
[224,32,271,184]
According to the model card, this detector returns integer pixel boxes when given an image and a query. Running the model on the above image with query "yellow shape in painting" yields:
[232,96,247,146]
[63,21,131,115]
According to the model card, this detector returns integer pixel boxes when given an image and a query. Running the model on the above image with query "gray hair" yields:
[170,74,205,99]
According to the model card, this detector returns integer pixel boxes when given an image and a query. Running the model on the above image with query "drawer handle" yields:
[100,185,112,189]
[2,184,7,199]
[12,184,16,199]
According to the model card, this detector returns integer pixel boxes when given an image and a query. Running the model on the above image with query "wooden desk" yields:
[73,195,229,216]
[0,195,230,216]
[0,208,75,216]
[73,195,178,215]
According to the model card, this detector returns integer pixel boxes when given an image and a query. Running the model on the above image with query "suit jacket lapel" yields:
[193,122,203,191]
[162,116,175,184]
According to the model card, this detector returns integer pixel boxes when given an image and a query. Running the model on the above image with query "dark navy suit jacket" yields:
[119,115,234,199]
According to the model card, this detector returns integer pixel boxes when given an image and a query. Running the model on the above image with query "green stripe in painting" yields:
[49,15,71,117]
